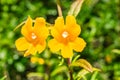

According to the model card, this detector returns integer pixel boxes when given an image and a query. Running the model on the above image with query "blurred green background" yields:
[0,0,120,80]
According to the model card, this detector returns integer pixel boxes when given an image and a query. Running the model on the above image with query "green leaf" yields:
[93,67,101,72]
[27,72,44,80]
[72,55,81,63]
[15,62,25,72]
[58,57,64,66]
[70,59,93,72]
[27,72,43,78]
[112,49,120,54]
[0,76,6,80]
[75,69,89,79]
[51,66,68,77]
[90,71,98,80]
[68,0,84,17]
[75,68,100,80]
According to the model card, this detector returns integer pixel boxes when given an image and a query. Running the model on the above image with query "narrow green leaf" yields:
[70,59,93,72]
[27,72,44,80]
[58,57,64,66]
[13,21,25,31]
[13,20,35,31]
[72,55,80,63]
[75,69,89,79]
[27,72,43,77]
[112,49,120,54]
[75,67,100,80]
[90,71,98,80]
[93,67,101,72]
[51,66,68,77]
[68,0,84,17]
[0,76,6,80]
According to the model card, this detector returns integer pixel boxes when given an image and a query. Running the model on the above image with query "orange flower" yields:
[31,57,44,64]
[15,16,49,57]
[48,15,86,58]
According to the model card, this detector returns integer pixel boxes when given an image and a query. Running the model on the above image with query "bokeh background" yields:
[0,0,120,80]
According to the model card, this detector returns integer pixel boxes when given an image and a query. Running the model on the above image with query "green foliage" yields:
[0,0,120,80]
[70,59,93,72]
[0,76,6,80]
[51,66,68,77]
[68,0,84,17]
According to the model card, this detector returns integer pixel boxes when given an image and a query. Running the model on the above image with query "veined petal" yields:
[48,39,62,52]
[21,16,33,38]
[61,44,73,58]
[66,15,81,37]
[55,17,65,32]
[36,42,46,53]
[15,37,30,51]
[72,38,86,52]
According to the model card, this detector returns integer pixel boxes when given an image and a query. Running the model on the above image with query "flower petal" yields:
[31,57,38,63]
[24,42,46,57]
[48,39,62,52]
[21,16,33,40]
[15,37,30,51]
[31,57,44,64]
[52,17,65,39]
[33,18,49,40]
[36,42,46,53]
[24,45,37,57]
[34,17,46,28]
[54,17,65,32]
[38,58,45,64]
[61,44,73,58]
[51,27,62,41]
[72,38,86,52]
[24,51,31,57]
[66,15,76,26]
[66,15,81,38]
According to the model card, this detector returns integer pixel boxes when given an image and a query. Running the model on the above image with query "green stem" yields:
[13,21,26,31]
[67,58,73,80]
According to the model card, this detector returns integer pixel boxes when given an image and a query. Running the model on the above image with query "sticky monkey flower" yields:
[15,16,49,57]
[48,15,86,58]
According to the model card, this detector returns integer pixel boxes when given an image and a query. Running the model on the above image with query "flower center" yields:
[62,31,69,38]
[31,33,37,39]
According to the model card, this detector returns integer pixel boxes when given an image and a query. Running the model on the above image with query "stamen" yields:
[31,33,37,39]
[62,31,68,38]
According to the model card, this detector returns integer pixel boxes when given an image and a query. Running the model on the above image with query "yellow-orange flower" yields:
[15,16,49,57]
[31,57,44,64]
[48,15,86,58]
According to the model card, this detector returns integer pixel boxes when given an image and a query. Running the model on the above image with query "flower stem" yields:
[56,0,62,16]
[13,21,26,31]
[67,58,73,80]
